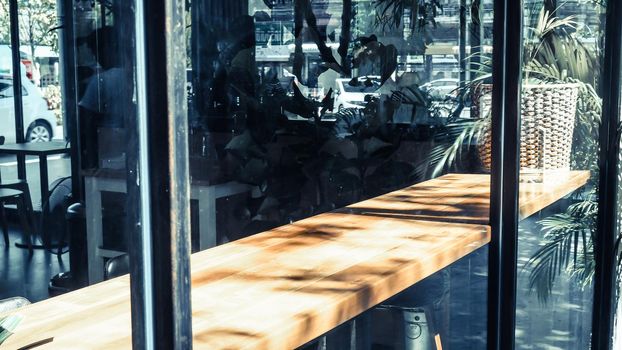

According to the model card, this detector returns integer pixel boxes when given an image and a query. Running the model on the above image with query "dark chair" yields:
[0,136,36,249]
[0,188,33,252]
[105,254,130,280]
[0,296,30,313]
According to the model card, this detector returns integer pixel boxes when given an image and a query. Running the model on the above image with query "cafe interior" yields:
[0,0,621,349]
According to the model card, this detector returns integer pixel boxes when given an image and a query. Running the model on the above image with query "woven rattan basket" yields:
[475,83,579,172]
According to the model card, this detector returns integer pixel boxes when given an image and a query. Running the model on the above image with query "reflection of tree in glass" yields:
[0,0,58,55]
[224,92,424,239]
[374,0,443,30]
[292,0,343,80]
[352,35,397,85]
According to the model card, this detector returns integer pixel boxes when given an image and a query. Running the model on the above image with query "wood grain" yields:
[0,171,589,349]
[345,170,590,224]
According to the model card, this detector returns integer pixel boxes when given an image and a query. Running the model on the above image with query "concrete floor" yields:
[0,224,69,303]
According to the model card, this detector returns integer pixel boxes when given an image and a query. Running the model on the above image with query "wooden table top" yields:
[0,171,589,349]
[345,170,590,224]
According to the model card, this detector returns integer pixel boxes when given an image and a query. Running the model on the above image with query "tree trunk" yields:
[29,22,36,76]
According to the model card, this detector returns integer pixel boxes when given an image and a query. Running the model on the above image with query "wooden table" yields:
[345,171,591,224]
[0,171,589,349]
[0,141,71,250]
[0,141,70,208]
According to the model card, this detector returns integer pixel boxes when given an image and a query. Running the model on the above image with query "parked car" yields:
[420,78,459,100]
[334,76,382,110]
[0,76,56,143]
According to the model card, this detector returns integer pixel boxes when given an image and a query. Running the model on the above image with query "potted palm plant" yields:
[474,10,586,177]
[425,8,604,302]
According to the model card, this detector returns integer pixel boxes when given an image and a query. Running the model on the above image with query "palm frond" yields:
[430,118,487,177]
[529,10,577,39]
[524,210,593,303]
[524,192,598,304]
[410,119,480,179]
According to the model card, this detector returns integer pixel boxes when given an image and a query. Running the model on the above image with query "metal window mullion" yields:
[56,0,82,200]
[470,0,482,80]
[459,0,467,86]
[131,0,156,348]
[130,0,192,349]
[591,0,622,348]
[9,0,26,178]
[488,0,523,349]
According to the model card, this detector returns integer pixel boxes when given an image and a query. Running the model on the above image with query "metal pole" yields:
[488,0,523,348]
[470,0,482,77]
[9,0,26,179]
[591,0,622,347]
[57,0,82,201]
[459,0,467,87]
[130,0,192,348]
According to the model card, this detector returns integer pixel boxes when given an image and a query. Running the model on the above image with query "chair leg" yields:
[15,196,33,254]
[0,201,8,248]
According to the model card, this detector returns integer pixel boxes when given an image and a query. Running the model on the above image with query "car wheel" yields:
[26,121,52,142]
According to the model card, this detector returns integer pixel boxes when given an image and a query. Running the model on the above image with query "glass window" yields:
[187,0,491,348]
[0,83,30,97]
[0,81,11,97]
[0,0,139,348]
[72,1,138,275]
[515,1,606,348]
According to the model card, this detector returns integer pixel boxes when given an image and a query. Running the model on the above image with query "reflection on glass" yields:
[0,1,140,347]
[0,1,60,145]
[188,0,494,243]
[612,67,622,349]
[66,2,139,292]
[189,0,491,348]
[515,1,605,349]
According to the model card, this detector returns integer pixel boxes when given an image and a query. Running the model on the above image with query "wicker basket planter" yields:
[475,83,579,173]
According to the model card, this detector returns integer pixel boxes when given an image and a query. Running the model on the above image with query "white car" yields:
[334,76,382,110]
[420,78,459,100]
[0,76,56,142]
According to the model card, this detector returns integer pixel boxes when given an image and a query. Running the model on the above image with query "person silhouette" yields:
[79,26,132,128]
[78,26,134,170]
